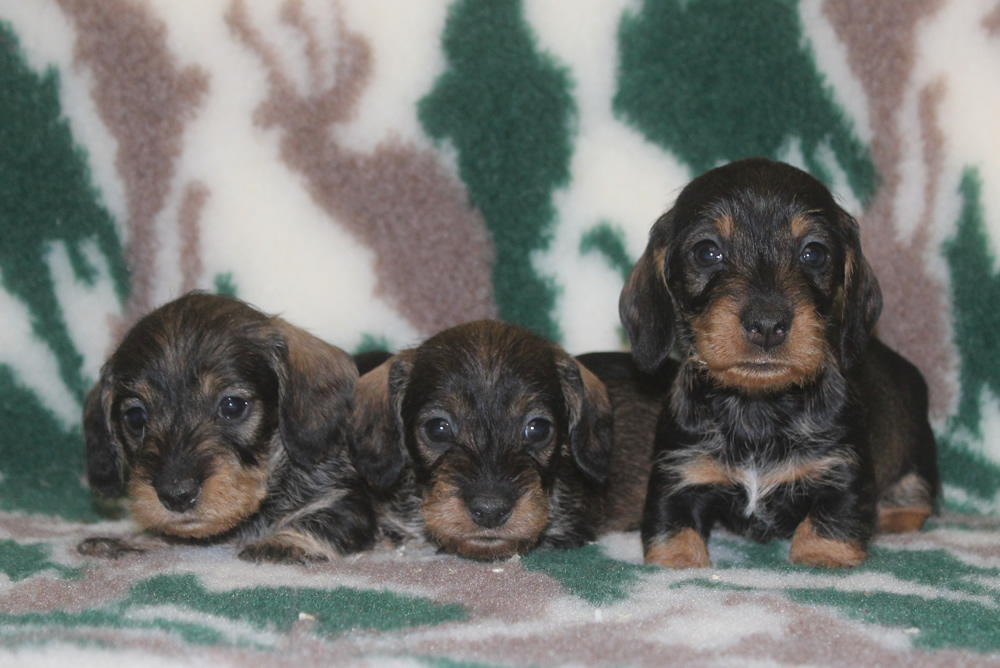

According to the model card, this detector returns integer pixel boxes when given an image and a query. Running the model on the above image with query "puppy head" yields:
[351,320,612,560]
[83,292,357,539]
[620,158,881,391]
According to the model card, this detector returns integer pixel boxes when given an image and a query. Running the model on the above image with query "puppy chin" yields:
[128,464,269,539]
[422,480,550,561]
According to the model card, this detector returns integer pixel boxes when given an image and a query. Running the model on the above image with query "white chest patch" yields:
[737,467,769,518]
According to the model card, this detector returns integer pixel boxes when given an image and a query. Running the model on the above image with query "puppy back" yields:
[576,352,674,533]
[850,338,939,500]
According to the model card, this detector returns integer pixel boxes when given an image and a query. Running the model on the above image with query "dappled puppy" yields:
[620,157,939,569]
[80,292,376,563]
[350,320,614,561]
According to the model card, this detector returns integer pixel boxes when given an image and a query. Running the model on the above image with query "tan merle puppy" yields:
[80,292,376,563]
[350,320,615,561]
[619,158,939,569]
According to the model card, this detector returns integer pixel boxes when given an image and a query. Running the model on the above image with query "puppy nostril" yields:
[466,494,514,529]
[156,478,201,513]
[743,317,790,350]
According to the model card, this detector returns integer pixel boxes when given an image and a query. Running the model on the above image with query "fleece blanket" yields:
[2,0,1000,665]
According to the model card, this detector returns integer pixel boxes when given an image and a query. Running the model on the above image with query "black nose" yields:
[156,477,201,513]
[466,494,514,529]
[741,309,791,350]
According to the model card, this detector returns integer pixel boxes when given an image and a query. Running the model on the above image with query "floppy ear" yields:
[619,217,676,374]
[349,352,414,490]
[272,319,359,468]
[557,355,613,485]
[838,211,883,368]
[83,371,125,497]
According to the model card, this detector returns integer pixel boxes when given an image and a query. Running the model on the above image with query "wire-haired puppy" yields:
[350,320,616,561]
[619,158,939,569]
[80,292,376,563]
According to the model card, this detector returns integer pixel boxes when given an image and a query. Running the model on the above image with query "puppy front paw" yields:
[77,536,146,559]
[877,506,932,534]
[645,528,711,569]
[788,517,866,568]
[239,533,332,565]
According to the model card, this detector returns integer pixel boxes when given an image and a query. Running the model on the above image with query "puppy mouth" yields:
[700,357,791,375]
[464,533,511,547]
[434,525,538,560]
[169,514,206,527]
[703,357,821,393]
[468,534,509,545]
[450,534,530,561]
[732,361,791,374]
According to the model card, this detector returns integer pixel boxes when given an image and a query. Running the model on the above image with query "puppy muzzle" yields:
[465,492,515,529]
[152,457,204,513]
[154,475,202,513]
[740,300,793,351]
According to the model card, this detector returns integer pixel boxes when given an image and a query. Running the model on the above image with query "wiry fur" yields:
[80,291,376,563]
[350,320,616,561]
[619,158,939,569]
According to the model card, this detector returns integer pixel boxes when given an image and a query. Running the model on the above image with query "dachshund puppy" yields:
[80,292,377,563]
[619,158,939,569]
[350,320,616,561]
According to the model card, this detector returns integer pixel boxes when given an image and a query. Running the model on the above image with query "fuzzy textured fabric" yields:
[1,1,1000,665]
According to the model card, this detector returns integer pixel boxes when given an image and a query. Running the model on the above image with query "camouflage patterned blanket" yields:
[2,1,1000,665]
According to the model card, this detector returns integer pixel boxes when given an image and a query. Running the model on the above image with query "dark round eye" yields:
[800,242,829,269]
[524,418,553,447]
[123,405,147,435]
[217,396,249,421]
[692,240,724,268]
[423,417,454,444]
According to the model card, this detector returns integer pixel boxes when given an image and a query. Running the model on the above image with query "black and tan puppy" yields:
[350,320,620,561]
[620,157,939,569]
[80,292,376,563]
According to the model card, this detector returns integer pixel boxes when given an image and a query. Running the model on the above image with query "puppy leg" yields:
[877,472,934,533]
[878,507,931,533]
[239,530,334,564]
[857,339,939,533]
[789,517,866,568]
[641,464,715,569]
[77,536,147,559]
[788,457,875,568]
[645,528,711,569]
[239,484,377,565]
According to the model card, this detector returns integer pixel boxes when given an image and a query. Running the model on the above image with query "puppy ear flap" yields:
[273,319,359,468]
[349,352,413,490]
[83,371,125,497]
[838,211,883,368]
[557,355,613,485]
[619,217,676,373]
